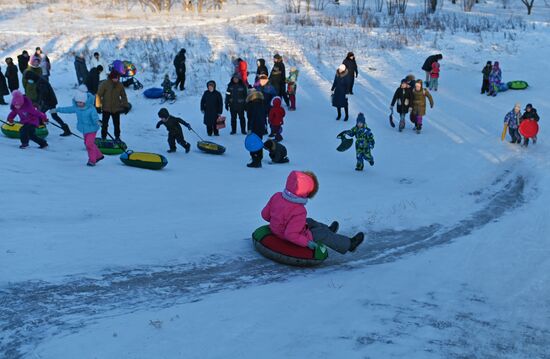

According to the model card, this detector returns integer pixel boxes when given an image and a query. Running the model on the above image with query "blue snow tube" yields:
[245,133,263,152]
[498,83,509,92]
[143,87,164,99]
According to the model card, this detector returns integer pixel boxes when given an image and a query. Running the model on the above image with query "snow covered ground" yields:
[1,1,549,358]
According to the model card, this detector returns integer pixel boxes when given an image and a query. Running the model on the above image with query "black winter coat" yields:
[17,54,29,74]
[5,63,19,92]
[246,99,267,137]
[0,70,8,96]
[225,80,248,112]
[86,67,101,95]
[521,109,540,122]
[256,59,268,77]
[331,70,350,108]
[269,62,286,96]
[482,65,492,80]
[74,57,88,85]
[174,51,186,74]
[422,54,443,72]
[343,57,358,77]
[391,87,413,114]
[36,77,58,111]
[267,142,288,163]
[200,90,223,126]
[156,115,190,135]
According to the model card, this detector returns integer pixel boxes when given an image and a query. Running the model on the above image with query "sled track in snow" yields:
[0,172,540,358]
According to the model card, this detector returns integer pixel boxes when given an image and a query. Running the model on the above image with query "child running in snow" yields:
[261,170,364,254]
[344,113,375,171]
[162,74,176,101]
[6,90,48,149]
[156,108,191,153]
[268,96,285,142]
[504,103,522,144]
[53,89,104,166]
[429,60,440,91]
[286,67,299,111]
[263,139,289,164]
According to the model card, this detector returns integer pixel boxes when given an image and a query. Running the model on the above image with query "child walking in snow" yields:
[156,108,191,153]
[429,60,440,91]
[520,103,540,147]
[54,89,104,166]
[286,67,299,111]
[261,170,364,254]
[162,74,176,102]
[504,103,522,144]
[268,96,285,142]
[6,90,48,149]
[343,113,375,171]
[263,139,289,164]
[411,80,434,133]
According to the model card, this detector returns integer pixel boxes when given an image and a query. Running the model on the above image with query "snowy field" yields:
[1,0,549,358]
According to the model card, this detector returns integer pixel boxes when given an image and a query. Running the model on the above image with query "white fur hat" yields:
[338,64,346,72]
[74,91,87,103]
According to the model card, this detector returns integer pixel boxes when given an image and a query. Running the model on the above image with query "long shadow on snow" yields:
[0,173,528,358]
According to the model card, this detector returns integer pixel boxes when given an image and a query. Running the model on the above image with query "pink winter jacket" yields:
[261,171,317,247]
[7,96,47,127]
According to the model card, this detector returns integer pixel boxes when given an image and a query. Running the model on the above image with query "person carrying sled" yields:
[53,89,104,166]
[520,103,540,147]
[342,113,375,171]
[5,58,19,93]
[156,108,191,153]
[95,70,130,141]
[6,90,48,149]
[268,96,285,142]
[411,80,434,133]
[200,80,223,136]
[225,73,248,134]
[25,70,72,136]
[286,66,299,111]
[162,74,176,102]
[481,61,492,94]
[504,103,522,144]
[390,79,413,132]
[263,139,289,164]
[261,170,364,255]
[332,64,351,121]
[421,54,442,86]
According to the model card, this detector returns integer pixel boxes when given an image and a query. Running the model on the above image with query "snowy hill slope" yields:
[1,1,549,358]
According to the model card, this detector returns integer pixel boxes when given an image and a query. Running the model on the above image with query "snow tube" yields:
[95,138,128,155]
[498,83,509,92]
[111,60,125,75]
[143,88,164,99]
[197,141,226,155]
[252,225,328,267]
[519,120,539,138]
[245,133,263,152]
[507,81,528,90]
[123,61,137,77]
[1,122,48,139]
[120,151,167,170]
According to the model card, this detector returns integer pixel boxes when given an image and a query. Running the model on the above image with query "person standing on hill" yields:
[5,57,19,93]
[74,53,88,86]
[95,70,130,141]
[488,61,502,97]
[90,52,107,81]
[86,65,103,95]
[173,48,186,91]
[0,66,8,105]
[421,54,442,86]
[390,79,413,132]
[34,47,51,81]
[481,61,492,95]
[17,50,30,74]
[200,80,223,136]
[342,52,358,95]
[225,74,248,135]
[270,54,289,107]
[331,64,351,121]
[255,58,269,84]
[22,56,43,104]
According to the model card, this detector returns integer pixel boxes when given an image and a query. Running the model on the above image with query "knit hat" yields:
[77,84,88,93]
[158,108,170,119]
[206,80,216,89]
[11,90,25,107]
[31,56,41,66]
[514,103,521,110]
[271,96,282,107]
[258,73,268,80]
[401,78,408,84]
[338,64,346,73]
[108,70,120,80]
[525,103,533,110]
[74,91,87,103]
[356,113,366,125]
[273,53,282,60]
[486,61,492,65]
[290,66,297,72]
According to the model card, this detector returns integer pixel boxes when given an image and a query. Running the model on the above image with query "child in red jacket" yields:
[268,96,285,142]
[261,171,364,254]
[430,60,440,91]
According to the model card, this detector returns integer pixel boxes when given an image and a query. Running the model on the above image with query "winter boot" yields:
[184,142,191,153]
[39,143,48,149]
[349,232,364,252]
[355,162,364,171]
[60,124,71,136]
[328,221,339,233]
[167,148,177,153]
[19,143,29,149]
[247,160,262,168]
[87,161,96,167]
[398,119,405,132]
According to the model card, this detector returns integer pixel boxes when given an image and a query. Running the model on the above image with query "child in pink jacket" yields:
[261,170,364,254]
[7,90,48,149]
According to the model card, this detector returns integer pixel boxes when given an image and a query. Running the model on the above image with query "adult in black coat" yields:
[245,89,266,168]
[270,54,289,106]
[225,74,248,134]
[17,51,30,74]
[390,79,413,131]
[5,58,19,92]
[25,70,71,135]
[255,58,268,81]
[342,52,358,94]
[173,48,186,91]
[254,74,277,122]
[331,65,351,121]
[86,65,103,95]
[421,54,443,85]
[74,54,88,86]
[200,80,223,136]
[263,139,289,164]
[0,67,8,105]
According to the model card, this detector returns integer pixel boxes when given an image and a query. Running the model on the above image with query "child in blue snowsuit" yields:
[344,113,375,171]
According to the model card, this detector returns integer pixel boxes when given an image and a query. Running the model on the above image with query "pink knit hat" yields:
[11,90,25,107]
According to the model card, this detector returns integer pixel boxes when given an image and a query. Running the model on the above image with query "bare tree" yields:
[397,0,408,13]
[351,0,368,14]
[285,0,302,13]
[386,0,397,15]
[424,0,437,13]
[521,0,535,14]
[374,0,384,11]
[462,0,475,11]
[314,0,332,9]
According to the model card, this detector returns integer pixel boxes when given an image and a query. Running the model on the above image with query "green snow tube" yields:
[252,225,328,267]
[507,81,528,90]
[1,122,48,139]
[120,151,168,170]
[95,138,128,155]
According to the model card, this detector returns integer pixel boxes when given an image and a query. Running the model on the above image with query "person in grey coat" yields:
[74,54,88,86]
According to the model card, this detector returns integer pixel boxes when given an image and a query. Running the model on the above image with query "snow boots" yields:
[349,232,364,252]
[60,123,71,136]
[328,221,339,233]
[247,151,262,168]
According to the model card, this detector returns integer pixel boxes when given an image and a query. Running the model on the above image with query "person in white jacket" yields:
[90,52,107,81]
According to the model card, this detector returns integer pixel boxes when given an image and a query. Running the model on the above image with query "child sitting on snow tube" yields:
[261,171,364,254]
